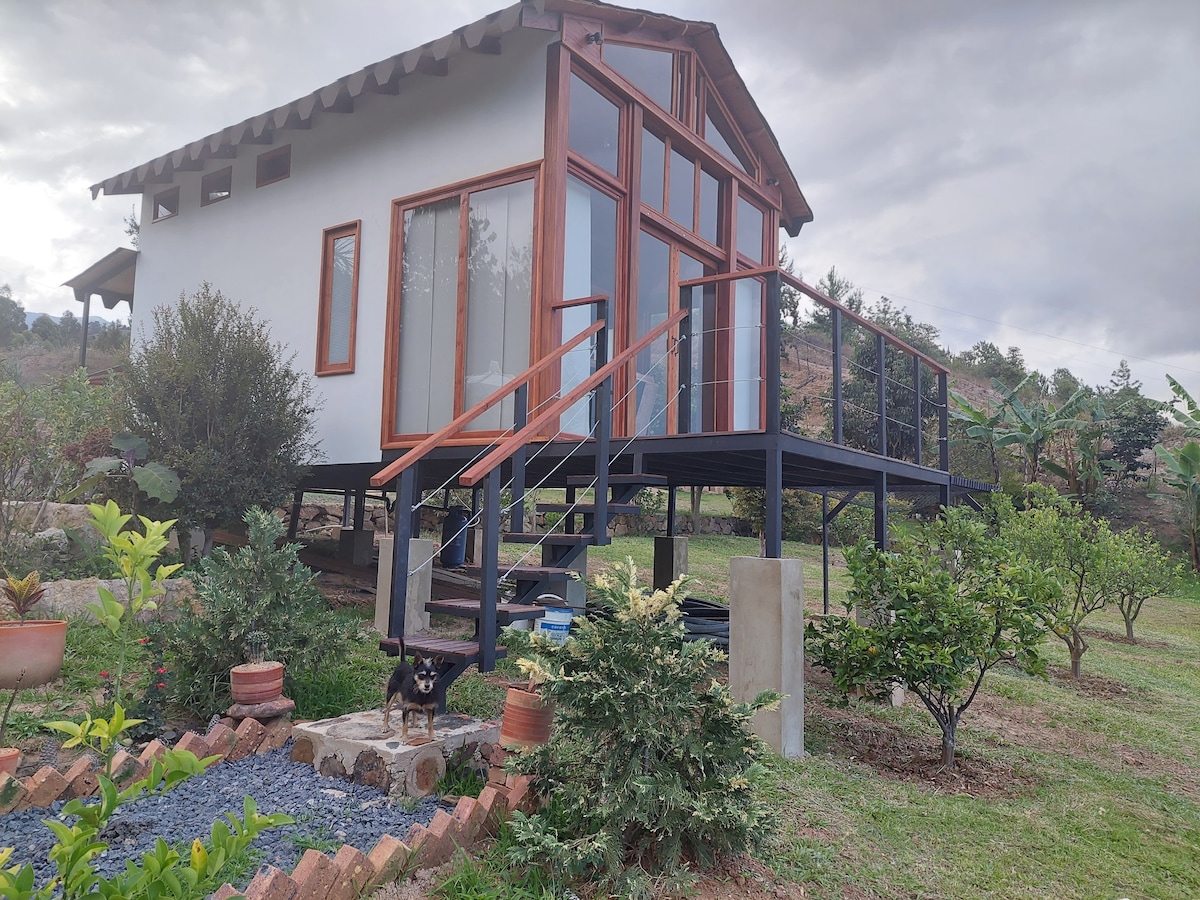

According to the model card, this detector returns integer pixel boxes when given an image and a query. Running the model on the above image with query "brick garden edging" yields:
[0,718,538,897]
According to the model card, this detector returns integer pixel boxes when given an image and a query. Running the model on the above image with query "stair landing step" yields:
[379,637,506,665]
[426,598,548,623]
[504,533,594,544]
[566,473,668,487]
[465,565,576,580]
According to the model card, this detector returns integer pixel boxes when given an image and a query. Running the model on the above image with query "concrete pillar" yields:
[653,535,688,590]
[729,556,804,757]
[374,536,434,636]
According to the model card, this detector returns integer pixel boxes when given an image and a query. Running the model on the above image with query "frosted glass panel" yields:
[561,177,617,436]
[326,234,355,366]
[465,181,534,431]
[733,279,762,431]
[398,199,459,434]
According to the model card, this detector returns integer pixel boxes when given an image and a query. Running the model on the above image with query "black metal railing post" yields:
[510,384,528,534]
[594,299,611,546]
[875,332,887,456]
[388,466,417,640]
[913,357,923,467]
[831,308,843,445]
[480,470,500,671]
[938,371,949,472]
[677,286,692,434]
[766,269,782,435]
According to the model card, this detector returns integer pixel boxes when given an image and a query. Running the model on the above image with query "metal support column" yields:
[389,467,417,640]
[876,333,887,456]
[510,385,528,533]
[913,357,923,467]
[480,471,501,671]
[874,471,889,551]
[594,299,611,546]
[765,440,783,559]
[831,309,843,445]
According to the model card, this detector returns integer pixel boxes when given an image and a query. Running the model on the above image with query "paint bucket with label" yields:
[535,596,573,644]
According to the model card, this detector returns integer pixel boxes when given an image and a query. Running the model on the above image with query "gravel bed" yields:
[0,742,439,889]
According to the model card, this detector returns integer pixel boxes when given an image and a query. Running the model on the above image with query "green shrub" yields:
[162,507,359,714]
[504,559,779,897]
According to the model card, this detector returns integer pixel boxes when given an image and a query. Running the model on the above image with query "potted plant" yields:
[0,569,67,690]
[498,629,555,750]
[0,668,25,776]
[230,630,284,705]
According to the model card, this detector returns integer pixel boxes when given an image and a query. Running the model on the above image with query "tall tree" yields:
[125,284,320,553]
[0,285,26,348]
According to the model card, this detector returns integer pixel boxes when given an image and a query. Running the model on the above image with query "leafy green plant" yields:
[86,501,181,707]
[0,748,291,900]
[45,702,142,777]
[806,508,1056,770]
[1106,528,1181,641]
[60,431,180,510]
[1,569,45,623]
[504,559,779,897]
[162,506,358,714]
[1154,439,1200,572]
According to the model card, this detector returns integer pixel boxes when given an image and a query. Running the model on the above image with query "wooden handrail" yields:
[370,319,605,487]
[459,306,690,487]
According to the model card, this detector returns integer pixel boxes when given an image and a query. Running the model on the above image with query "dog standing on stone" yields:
[383,642,444,741]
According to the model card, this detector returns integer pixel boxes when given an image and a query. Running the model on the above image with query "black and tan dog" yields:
[382,642,444,742]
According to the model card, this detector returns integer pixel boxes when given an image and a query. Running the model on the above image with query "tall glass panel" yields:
[640,130,665,212]
[737,196,764,263]
[698,169,719,245]
[465,181,534,431]
[705,110,750,174]
[397,199,460,434]
[603,43,673,112]
[635,231,671,436]
[732,278,762,431]
[668,150,694,231]
[561,177,618,436]
[326,233,355,366]
[569,74,619,176]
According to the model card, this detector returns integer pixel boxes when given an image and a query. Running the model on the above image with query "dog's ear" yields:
[412,652,425,664]
[433,655,445,669]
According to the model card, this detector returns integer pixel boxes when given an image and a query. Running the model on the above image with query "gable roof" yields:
[91,0,812,235]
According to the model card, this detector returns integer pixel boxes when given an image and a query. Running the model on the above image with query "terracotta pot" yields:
[0,746,18,777]
[230,661,285,704]
[0,620,68,689]
[499,687,554,750]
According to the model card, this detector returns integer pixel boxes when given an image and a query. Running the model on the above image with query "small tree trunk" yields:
[1125,616,1135,642]
[940,726,956,771]
[1070,647,1083,677]
[202,527,215,558]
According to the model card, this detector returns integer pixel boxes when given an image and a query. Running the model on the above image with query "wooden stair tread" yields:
[503,532,594,544]
[566,473,668,486]
[426,598,548,622]
[466,564,576,579]
[379,636,506,664]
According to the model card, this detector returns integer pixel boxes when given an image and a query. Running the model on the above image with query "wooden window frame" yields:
[381,161,543,448]
[315,220,361,377]
[151,186,179,222]
[256,145,291,188]
[200,166,233,207]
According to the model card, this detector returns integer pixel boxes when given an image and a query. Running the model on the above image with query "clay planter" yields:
[230,661,285,704]
[498,687,554,750]
[0,746,18,777]
[0,620,68,690]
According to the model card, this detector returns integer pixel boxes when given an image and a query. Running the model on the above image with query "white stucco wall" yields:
[131,28,554,466]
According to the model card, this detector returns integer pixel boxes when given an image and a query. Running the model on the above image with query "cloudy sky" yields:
[1,0,1197,400]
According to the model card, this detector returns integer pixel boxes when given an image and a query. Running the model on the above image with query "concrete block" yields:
[366,834,411,886]
[374,537,433,636]
[729,556,805,758]
[653,535,688,590]
[291,848,339,900]
[338,528,375,567]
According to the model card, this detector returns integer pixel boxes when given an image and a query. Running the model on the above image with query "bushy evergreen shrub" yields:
[162,507,358,713]
[504,559,779,898]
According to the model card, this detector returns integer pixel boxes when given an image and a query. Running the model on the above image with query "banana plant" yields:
[1162,374,1200,436]
[992,379,1095,485]
[1154,440,1200,572]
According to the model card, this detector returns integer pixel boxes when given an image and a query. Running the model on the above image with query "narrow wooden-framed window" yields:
[152,186,179,222]
[256,145,291,188]
[316,221,360,376]
[200,166,232,206]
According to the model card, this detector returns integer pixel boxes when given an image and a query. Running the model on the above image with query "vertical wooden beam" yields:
[666,486,677,536]
[480,471,501,671]
[287,489,304,540]
[76,290,91,368]
[353,489,366,530]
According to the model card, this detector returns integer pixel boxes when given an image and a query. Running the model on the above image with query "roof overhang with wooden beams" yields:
[90,0,812,235]
[64,247,137,310]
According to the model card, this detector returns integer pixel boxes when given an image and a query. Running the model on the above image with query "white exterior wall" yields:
[132,29,554,466]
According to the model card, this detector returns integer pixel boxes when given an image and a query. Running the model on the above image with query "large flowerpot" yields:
[0,747,19,777]
[499,687,554,750]
[0,620,68,689]
[230,661,285,704]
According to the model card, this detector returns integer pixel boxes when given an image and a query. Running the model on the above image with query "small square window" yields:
[256,145,291,188]
[201,166,232,206]
[152,186,179,222]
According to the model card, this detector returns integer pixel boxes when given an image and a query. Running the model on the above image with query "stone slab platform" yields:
[292,710,500,799]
